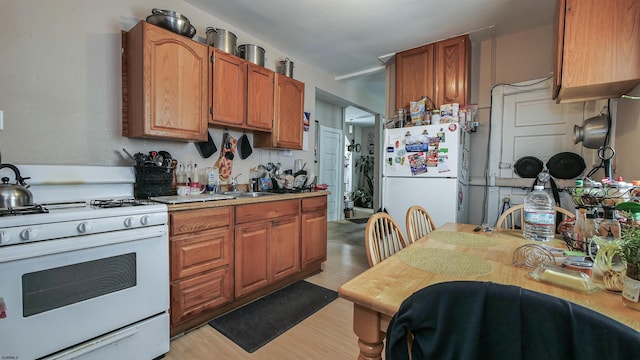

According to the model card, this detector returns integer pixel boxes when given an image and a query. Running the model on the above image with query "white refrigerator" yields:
[382,123,470,235]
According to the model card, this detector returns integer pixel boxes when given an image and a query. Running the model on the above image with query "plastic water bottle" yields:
[523,185,555,242]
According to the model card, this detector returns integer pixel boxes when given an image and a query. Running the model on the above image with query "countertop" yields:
[156,191,329,211]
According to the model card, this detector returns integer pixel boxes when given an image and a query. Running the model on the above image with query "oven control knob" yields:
[124,217,134,228]
[140,215,150,226]
[0,231,9,244]
[77,222,92,233]
[20,228,38,241]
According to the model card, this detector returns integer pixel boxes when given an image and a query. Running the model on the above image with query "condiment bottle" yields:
[190,163,200,193]
[598,206,621,240]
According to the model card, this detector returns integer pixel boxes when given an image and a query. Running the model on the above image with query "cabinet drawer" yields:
[235,199,300,224]
[302,196,327,213]
[170,207,233,235]
[170,267,233,326]
[171,228,233,280]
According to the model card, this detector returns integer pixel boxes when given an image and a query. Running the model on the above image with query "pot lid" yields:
[547,152,586,179]
[513,156,543,178]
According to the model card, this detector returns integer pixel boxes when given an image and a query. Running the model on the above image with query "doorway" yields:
[345,107,376,219]
[318,125,343,221]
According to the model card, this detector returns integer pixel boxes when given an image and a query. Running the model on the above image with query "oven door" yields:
[0,225,169,360]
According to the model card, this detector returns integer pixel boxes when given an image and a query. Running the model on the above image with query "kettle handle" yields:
[0,164,30,186]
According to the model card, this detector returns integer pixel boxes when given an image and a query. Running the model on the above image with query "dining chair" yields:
[405,205,437,243]
[365,212,408,267]
[386,281,640,360]
[495,203,574,230]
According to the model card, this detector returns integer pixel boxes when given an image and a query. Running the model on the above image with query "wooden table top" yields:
[338,222,640,331]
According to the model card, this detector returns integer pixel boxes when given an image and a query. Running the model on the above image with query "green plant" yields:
[354,155,374,208]
[350,189,370,208]
[620,223,640,269]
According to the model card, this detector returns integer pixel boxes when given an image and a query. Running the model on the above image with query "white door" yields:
[319,125,343,221]
[488,78,591,225]
[499,87,583,179]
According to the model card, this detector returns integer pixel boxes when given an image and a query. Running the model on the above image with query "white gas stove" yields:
[0,165,170,360]
[0,199,167,246]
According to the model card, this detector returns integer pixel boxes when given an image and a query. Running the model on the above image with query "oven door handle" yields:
[43,326,138,360]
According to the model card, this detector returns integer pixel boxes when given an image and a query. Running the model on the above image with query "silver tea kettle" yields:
[0,163,34,207]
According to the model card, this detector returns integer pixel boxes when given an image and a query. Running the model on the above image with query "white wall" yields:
[0,0,381,186]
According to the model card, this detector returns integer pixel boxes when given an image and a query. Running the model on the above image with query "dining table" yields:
[338,222,640,360]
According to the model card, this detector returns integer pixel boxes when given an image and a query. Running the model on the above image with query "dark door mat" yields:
[209,280,338,353]
[348,217,369,224]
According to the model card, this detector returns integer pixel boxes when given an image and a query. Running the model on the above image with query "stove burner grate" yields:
[90,199,150,208]
[0,204,49,217]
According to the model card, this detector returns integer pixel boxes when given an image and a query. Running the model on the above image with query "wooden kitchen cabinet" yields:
[246,63,275,131]
[123,21,208,142]
[395,44,435,112]
[435,35,470,107]
[395,35,469,111]
[209,48,247,127]
[301,196,328,269]
[209,48,274,131]
[169,207,234,329]
[553,0,640,102]
[234,199,301,297]
[254,73,305,150]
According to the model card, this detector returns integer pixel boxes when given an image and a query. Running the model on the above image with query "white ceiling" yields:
[187,0,557,124]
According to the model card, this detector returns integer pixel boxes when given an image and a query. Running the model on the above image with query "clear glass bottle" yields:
[573,206,597,252]
[598,206,621,241]
[523,185,555,242]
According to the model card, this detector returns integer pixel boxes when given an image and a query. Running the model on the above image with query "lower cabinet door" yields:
[235,223,269,297]
[301,210,327,269]
[170,267,232,326]
[269,215,301,281]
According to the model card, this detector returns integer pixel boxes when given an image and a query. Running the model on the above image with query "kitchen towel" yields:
[209,281,337,353]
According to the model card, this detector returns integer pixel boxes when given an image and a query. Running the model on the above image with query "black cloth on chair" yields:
[385,281,640,360]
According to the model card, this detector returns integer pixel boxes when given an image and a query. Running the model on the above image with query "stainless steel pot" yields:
[0,164,33,207]
[206,27,237,55]
[279,58,294,77]
[238,44,265,66]
[146,9,195,38]
[574,114,608,149]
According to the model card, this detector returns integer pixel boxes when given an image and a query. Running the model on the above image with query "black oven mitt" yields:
[196,131,217,158]
[238,133,253,159]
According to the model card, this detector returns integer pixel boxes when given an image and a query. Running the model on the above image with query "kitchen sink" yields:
[223,191,277,198]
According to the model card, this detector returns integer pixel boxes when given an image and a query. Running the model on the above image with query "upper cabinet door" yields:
[395,44,435,111]
[246,63,274,131]
[124,21,208,142]
[210,48,247,127]
[254,74,304,149]
[435,35,469,107]
[273,74,304,149]
[554,0,640,102]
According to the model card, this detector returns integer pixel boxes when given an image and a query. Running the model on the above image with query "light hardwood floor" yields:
[164,221,371,360]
